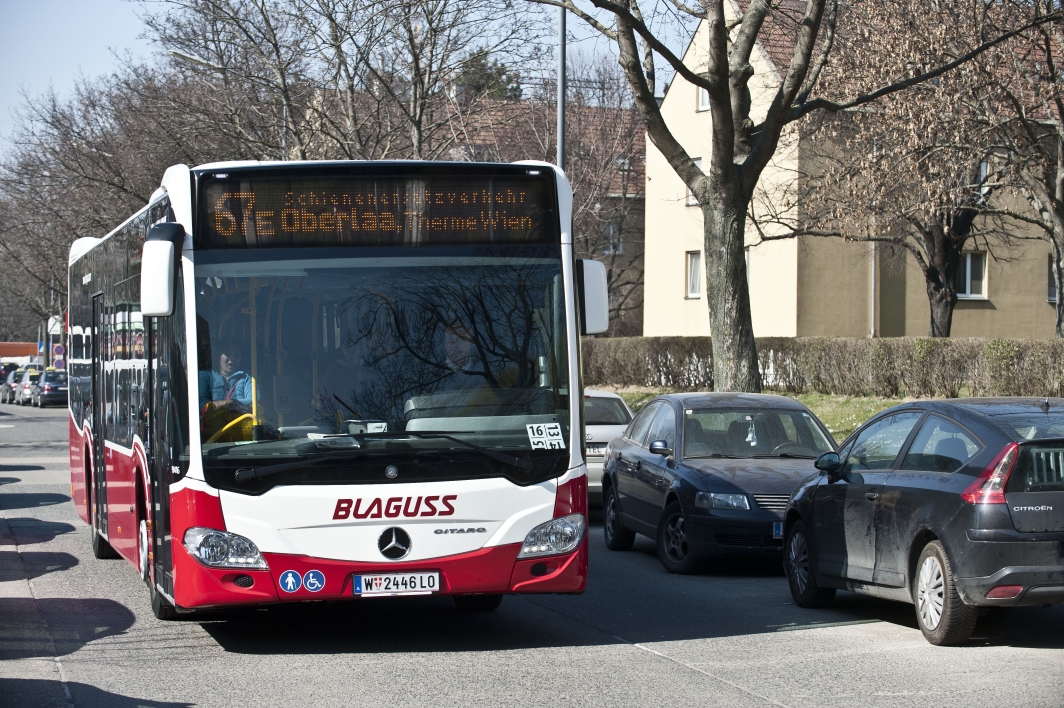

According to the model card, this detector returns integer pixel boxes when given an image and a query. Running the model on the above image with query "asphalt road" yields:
[2,402,1063,708]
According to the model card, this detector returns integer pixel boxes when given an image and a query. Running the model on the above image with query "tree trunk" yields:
[926,278,956,337]
[1053,236,1064,338]
[703,200,761,392]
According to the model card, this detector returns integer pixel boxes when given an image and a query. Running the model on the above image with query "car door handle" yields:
[865,492,879,501]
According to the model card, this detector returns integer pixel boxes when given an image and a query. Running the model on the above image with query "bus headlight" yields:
[517,514,586,558]
[183,527,268,570]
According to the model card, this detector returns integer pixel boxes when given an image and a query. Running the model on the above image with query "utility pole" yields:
[556,6,566,171]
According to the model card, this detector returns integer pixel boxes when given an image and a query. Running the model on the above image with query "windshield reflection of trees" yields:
[317,255,565,433]
[195,252,567,448]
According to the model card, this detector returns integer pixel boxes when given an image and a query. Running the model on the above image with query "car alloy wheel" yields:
[917,555,945,631]
[787,527,811,596]
[663,513,688,561]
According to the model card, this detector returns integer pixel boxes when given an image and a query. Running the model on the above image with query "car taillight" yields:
[42,384,52,392]
[986,585,1023,599]
[961,442,1018,504]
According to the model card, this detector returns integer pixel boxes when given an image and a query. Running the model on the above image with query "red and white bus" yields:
[67,161,608,618]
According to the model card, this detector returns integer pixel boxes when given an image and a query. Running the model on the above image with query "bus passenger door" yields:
[91,293,108,535]
[148,316,176,599]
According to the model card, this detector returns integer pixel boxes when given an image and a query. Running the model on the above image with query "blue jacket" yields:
[198,369,254,410]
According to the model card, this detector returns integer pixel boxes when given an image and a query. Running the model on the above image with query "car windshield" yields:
[584,397,631,425]
[193,245,570,468]
[683,407,834,458]
[991,412,1064,441]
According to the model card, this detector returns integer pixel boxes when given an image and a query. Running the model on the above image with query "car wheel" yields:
[603,485,635,551]
[784,520,836,608]
[914,541,977,645]
[453,594,503,612]
[656,501,701,574]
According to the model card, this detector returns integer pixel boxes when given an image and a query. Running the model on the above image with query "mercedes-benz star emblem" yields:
[378,527,411,560]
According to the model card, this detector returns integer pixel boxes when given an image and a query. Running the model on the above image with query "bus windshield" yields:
[193,245,570,471]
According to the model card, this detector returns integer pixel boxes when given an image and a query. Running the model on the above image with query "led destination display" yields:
[201,174,555,248]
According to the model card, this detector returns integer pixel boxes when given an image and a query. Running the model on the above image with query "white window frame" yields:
[1049,254,1057,304]
[956,252,988,300]
[685,251,702,299]
[697,87,711,112]
[687,158,702,206]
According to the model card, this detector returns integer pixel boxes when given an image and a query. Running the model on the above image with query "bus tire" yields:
[90,507,120,560]
[453,594,503,612]
[149,580,178,621]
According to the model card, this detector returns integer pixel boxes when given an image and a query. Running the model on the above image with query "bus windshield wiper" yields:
[234,449,368,482]
[363,431,534,473]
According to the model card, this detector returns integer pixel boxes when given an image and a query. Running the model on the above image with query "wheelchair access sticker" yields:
[526,423,565,449]
[303,570,326,593]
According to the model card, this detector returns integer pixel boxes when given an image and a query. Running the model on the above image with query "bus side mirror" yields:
[578,259,609,335]
[141,223,184,317]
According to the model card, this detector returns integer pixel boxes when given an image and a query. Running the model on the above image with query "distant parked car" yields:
[13,369,41,405]
[1,368,25,404]
[583,390,634,507]
[31,369,68,408]
[0,362,19,383]
[783,398,1064,646]
[602,393,836,573]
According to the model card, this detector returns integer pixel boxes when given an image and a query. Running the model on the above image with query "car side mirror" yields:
[141,223,184,317]
[815,451,841,481]
[649,439,672,457]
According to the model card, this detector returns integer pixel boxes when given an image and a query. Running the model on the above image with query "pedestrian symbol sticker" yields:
[279,570,302,592]
[303,570,326,593]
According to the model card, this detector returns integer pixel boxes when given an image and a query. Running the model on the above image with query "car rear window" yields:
[584,397,632,425]
[24,372,40,383]
[1008,443,1064,493]
[45,372,67,383]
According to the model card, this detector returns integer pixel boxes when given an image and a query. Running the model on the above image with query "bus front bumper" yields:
[172,539,587,609]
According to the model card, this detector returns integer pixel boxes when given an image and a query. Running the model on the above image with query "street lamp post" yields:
[557,6,565,171]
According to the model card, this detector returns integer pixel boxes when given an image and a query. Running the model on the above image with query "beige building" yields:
[643,15,1058,340]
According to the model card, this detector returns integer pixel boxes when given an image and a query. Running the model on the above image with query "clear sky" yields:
[0,0,153,143]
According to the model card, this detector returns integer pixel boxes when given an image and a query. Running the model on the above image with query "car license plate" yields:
[586,444,605,456]
[354,572,439,596]
[57,387,67,391]
[772,522,784,539]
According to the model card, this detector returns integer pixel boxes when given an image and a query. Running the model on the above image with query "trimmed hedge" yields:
[582,336,1064,398]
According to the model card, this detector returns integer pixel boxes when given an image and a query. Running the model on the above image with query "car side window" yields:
[900,415,981,473]
[843,411,923,473]
[647,404,676,450]
[626,402,660,447]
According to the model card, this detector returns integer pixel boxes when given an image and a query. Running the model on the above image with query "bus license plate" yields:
[354,572,439,597]
[772,522,783,539]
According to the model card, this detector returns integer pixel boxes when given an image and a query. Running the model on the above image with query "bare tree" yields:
[526,0,1059,390]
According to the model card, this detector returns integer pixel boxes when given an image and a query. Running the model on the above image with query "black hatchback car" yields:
[783,398,1064,645]
[602,393,836,573]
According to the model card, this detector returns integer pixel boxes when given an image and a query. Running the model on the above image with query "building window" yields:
[602,222,622,255]
[697,86,711,112]
[686,251,701,299]
[615,156,632,172]
[955,252,987,299]
[1050,255,1058,303]
[687,158,702,206]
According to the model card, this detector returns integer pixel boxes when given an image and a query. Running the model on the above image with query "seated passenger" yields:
[199,339,253,416]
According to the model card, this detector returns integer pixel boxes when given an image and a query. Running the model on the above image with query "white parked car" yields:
[583,390,634,507]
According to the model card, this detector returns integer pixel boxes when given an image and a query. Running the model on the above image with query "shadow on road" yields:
[0,598,135,660]
[0,493,70,511]
[0,465,45,472]
[0,477,21,485]
[0,551,78,582]
[0,679,193,708]
[1,518,76,545]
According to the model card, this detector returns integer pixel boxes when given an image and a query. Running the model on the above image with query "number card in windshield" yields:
[527,423,565,449]
[200,172,556,248]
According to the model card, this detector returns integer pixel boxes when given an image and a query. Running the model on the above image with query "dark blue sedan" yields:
[602,393,836,573]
